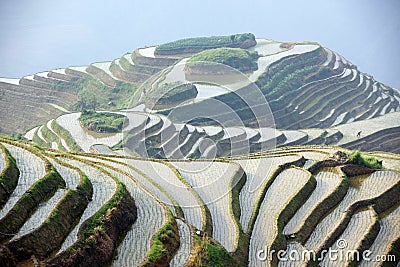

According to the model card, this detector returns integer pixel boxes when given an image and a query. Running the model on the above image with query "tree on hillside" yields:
[90,96,98,111]
[75,98,87,111]
[76,91,98,111]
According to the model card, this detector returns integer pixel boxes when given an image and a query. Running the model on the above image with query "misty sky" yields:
[0,0,399,88]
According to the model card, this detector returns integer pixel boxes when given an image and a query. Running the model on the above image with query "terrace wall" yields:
[133,50,178,67]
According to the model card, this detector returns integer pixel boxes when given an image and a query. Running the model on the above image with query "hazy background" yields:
[0,0,399,88]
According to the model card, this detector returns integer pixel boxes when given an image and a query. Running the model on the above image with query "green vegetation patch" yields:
[0,144,20,209]
[7,182,92,260]
[80,181,126,240]
[48,103,70,113]
[79,110,127,133]
[190,234,235,267]
[32,128,50,148]
[187,48,258,72]
[40,125,67,151]
[0,167,65,243]
[155,33,256,54]
[143,82,198,109]
[49,163,137,267]
[349,150,383,169]
[47,74,138,111]
[51,120,83,152]
[141,209,180,266]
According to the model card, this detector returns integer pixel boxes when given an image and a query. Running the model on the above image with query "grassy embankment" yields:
[79,110,127,133]
[187,48,258,72]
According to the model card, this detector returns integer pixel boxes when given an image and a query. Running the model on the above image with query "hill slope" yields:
[1,33,399,157]
[0,137,399,266]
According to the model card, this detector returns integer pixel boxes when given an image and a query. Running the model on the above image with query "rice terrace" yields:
[0,29,399,267]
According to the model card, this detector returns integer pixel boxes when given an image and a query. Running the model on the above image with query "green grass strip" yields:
[7,183,92,260]
[51,120,83,152]
[32,128,50,148]
[0,143,20,209]
[40,124,67,151]
[47,155,136,266]
[189,234,236,267]
[0,167,65,243]
[48,103,70,113]
[155,33,255,53]
[141,209,180,266]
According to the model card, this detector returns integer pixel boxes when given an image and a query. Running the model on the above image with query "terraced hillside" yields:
[159,40,400,130]
[0,50,176,135]
[0,137,399,266]
[1,32,399,266]
[1,34,399,155]
[26,108,400,157]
